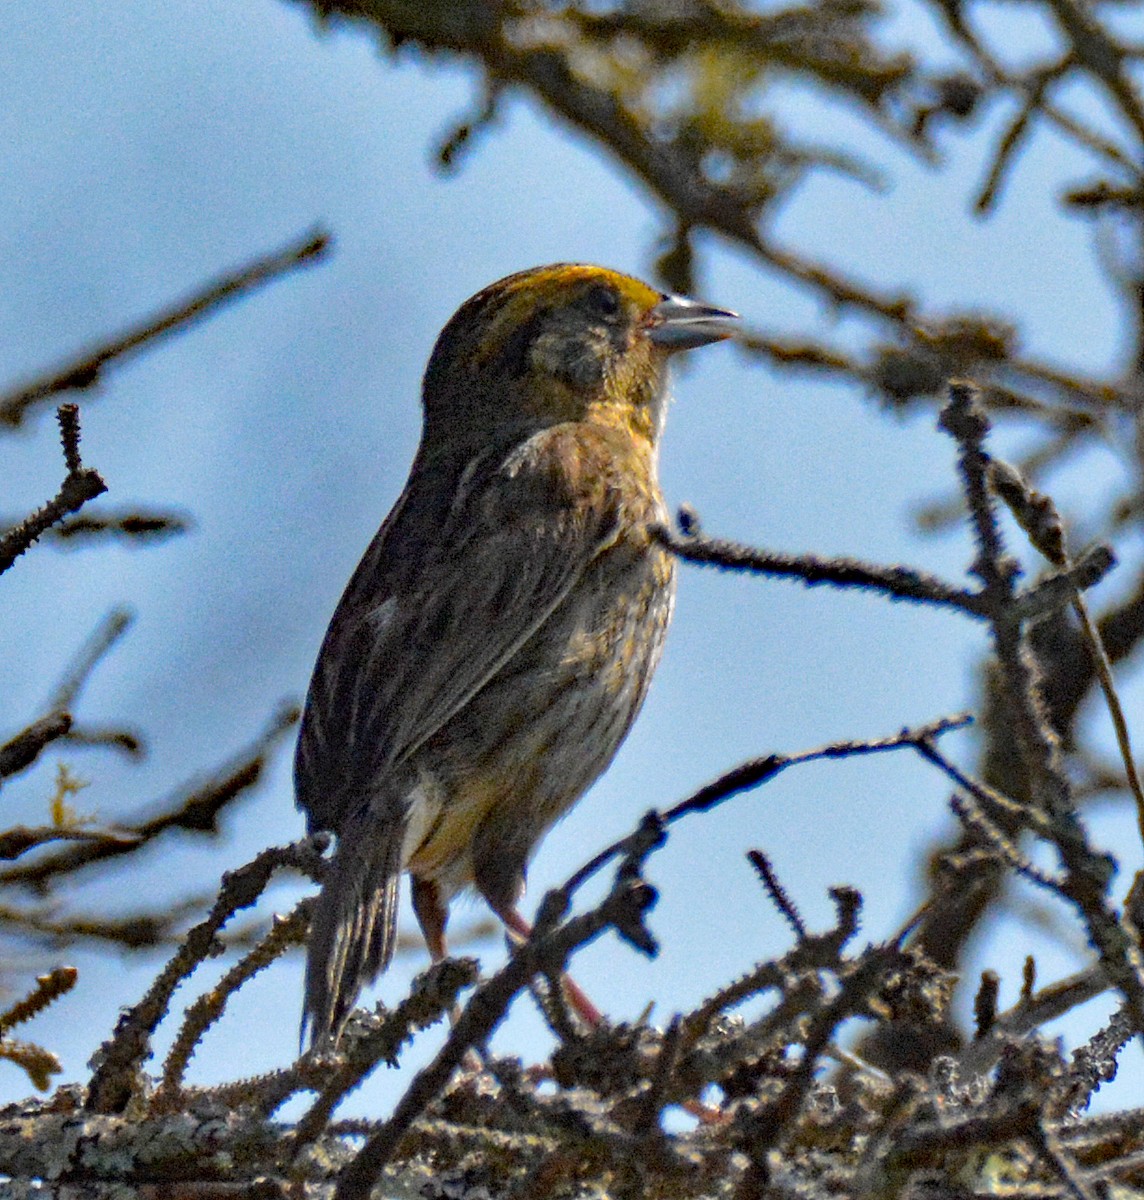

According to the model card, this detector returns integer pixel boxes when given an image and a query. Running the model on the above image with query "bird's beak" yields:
[645,294,740,350]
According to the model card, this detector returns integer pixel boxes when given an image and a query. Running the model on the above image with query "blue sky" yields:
[1,0,1138,1114]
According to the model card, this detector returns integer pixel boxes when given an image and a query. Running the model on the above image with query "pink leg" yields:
[411,876,448,961]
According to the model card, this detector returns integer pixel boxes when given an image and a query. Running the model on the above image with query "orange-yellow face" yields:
[469,265,664,373]
[420,264,737,442]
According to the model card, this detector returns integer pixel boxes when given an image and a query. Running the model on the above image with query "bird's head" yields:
[421,264,738,447]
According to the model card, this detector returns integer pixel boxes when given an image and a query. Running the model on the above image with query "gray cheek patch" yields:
[530,327,610,391]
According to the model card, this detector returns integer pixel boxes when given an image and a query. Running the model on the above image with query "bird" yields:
[295,263,738,1045]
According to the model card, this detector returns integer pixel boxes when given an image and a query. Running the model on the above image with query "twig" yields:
[736,934,919,1189]
[157,901,314,1100]
[0,894,218,952]
[948,792,1063,893]
[680,884,860,1046]
[653,522,980,609]
[0,825,139,862]
[0,713,73,782]
[0,1038,62,1091]
[885,1099,1044,1170]
[1055,1003,1134,1114]
[567,713,972,897]
[974,969,1001,1038]
[958,965,1109,1077]
[1028,1123,1100,1200]
[629,1016,681,1141]
[737,328,859,376]
[85,837,329,1114]
[1,608,138,787]
[988,458,1144,846]
[975,60,1066,213]
[0,967,78,1037]
[59,723,144,758]
[1045,0,1144,144]
[1070,591,1144,841]
[0,970,78,1093]
[0,229,331,428]
[48,607,134,713]
[290,956,479,1148]
[746,849,806,939]
[12,507,193,547]
[0,405,107,574]
[0,703,300,890]
[936,3,1142,177]
[651,522,1112,621]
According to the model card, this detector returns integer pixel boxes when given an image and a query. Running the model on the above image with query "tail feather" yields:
[303,808,403,1046]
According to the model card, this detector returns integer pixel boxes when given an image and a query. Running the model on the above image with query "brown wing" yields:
[293,426,628,836]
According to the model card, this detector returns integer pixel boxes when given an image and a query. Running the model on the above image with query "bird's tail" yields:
[302,808,403,1047]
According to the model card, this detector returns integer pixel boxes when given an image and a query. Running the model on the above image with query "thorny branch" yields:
[85,837,328,1114]
[652,521,1114,622]
[0,968,77,1092]
[0,405,107,576]
[937,382,1144,1041]
[2,484,1143,1193]
[156,899,315,1100]
[562,712,973,898]
[0,967,78,1039]
[291,376,1144,1196]
[8,649,1127,1196]
[332,864,663,1197]
[289,956,481,1147]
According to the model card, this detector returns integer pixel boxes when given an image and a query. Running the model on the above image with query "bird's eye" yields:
[585,284,621,318]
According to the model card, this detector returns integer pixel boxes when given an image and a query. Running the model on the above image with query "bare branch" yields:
[0,506,193,549]
[48,607,134,713]
[0,405,107,575]
[0,229,331,428]
[85,836,328,1114]
[0,966,78,1038]
[0,713,73,783]
[652,520,1113,620]
[0,704,300,891]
